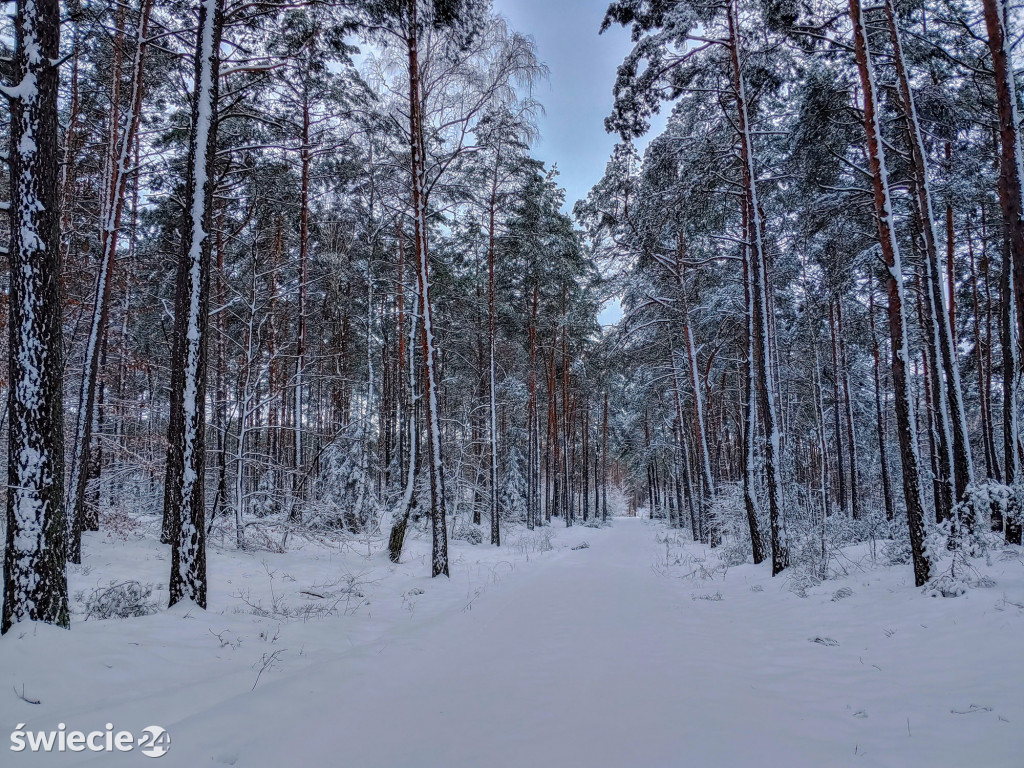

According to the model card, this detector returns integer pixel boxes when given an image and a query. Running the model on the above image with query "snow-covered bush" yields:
[784,567,822,598]
[510,527,554,556]
[768,488,880,581]
[953,480,1021,553]
[248,470,284,519]
[452,519,483,544]
[883,523,912,565]
[500,444,528,524]
[77,581,160,620]
[99,509,146,540]
[707,483,753,565]
[923,570,969,598]
[308,421,374,532]
[537,528,553,552]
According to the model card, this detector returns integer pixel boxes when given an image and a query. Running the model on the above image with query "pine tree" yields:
[164,0,225,608]
[2,0,69,633]
[846,0,930,585]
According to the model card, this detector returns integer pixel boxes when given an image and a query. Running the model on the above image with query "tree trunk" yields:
[918,264,953,522]
[291,94,311,521]
[487,183,500,546]
[674,234,717,541]
[164,0,223,608]
[729,0,785,573]
[885,0,973,529]
[527,285,539,529]
[829,301,848,515]
[869,287,896,522]
[1001,232,1022,543]
[233,268,261,550]
[981,206,1003,481]
[741,275,766,563]
[561,328,573,527]
[849,0,931,585]
[812,346,830,571]
[210,206,228,531]
[982,0,1024,361]
[388,269,421,563]
[582,399,590,522]
[837,301,860,519]
[407,0,448,576]
[602,389,609,521]
[2,0,69,633]
[969,219,999,482]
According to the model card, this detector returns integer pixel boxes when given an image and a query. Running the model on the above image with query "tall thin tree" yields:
[164,0,225,607]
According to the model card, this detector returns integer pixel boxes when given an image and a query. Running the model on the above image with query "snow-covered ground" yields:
[2,516,1022,767]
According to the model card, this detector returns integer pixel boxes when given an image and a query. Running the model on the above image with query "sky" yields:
[490,0,662,213]
[489,0,663,326]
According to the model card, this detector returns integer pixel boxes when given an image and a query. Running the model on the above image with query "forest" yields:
[1,0,1024,762]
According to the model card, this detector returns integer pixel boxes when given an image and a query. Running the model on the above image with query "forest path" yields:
[60,516,1020,768]
[174,517,711,767]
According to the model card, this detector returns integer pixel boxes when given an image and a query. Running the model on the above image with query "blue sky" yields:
[490,0,662,212]
[490,0,664,326]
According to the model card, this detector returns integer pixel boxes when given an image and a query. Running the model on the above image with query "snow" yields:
[1,518,1021,766]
